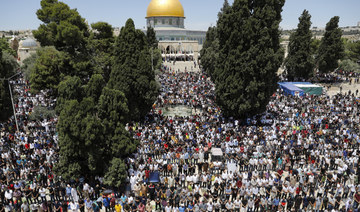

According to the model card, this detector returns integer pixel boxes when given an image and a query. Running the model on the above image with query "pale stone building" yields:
[145,0,207,61]
[17,37,38,63]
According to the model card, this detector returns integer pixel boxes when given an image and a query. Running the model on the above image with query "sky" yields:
[0,0,359,31]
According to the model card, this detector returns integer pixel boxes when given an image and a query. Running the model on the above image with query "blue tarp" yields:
[145,171,160,183]
[278,82,305,96]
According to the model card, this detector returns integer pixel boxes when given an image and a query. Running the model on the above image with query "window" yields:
[162,20,165,25]
[169,19,172,25]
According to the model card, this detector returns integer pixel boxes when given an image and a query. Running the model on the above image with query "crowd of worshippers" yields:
[0,66,360,212]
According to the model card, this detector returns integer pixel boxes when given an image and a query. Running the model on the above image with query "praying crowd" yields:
[0,64,360,212]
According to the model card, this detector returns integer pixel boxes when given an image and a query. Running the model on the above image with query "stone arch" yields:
[165,45,176,54]
[159,45,166,54]
[185,45,193,54]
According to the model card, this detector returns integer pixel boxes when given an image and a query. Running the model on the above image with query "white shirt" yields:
[5,190,12,199]
[69,202,77,211]
[165,206,172,212]
[207,203,213,211]
[39,188,46,197]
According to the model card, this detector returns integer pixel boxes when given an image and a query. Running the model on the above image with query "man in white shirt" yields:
[201,174,207,188]
[253,186,259,197]
[207,201,213,211]
[165,205,172,212]
[221,172,228,183]
[69,201,78,211]
[5,189,13,204]
[186,175,192,186]
[39,186,47,203]
[214,175,222,184]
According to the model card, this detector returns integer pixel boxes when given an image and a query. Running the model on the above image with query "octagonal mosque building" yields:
[146,0,207,61]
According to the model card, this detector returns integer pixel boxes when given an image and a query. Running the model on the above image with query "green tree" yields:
[85,74,105,102]
[152,48,163,70]
[0,37,17,57]
[109,19,158,121]
[339,59,360,72]
[33,0,88,53]
[146,27,162,70]
[214,0,285,119]
[348,41,360,62]
[55,97,105,179]
[21,53,38,81]
[98,87,129,124]
[284,10,314,80]
[200,26,219,77]
[310,38,321,57]
[56,87,136,181]
[97,86,137,158]
[0,78,12,121]
[146,27,158,49]
[344,40,360,62]
[33,0,93,78]
[103,158,127,187]
[316,16,344,73]
[56,76,84,113]
[29,106,56,121]
[1,51,19,74]
[0,49,12,121]
[30,46,65,93]
[91,22,114,40]
[218,0,230,19]
[33,1,140,186]
[88,22,115,81]
[0,49,18,121]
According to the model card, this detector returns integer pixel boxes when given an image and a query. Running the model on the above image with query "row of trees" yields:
[201,1,358,118]
[285,11,360,78]
[0,40,19,121]
[0,49,13,121]
[285,11,345,80]
[26,0,160,187]
[201,0,285,119]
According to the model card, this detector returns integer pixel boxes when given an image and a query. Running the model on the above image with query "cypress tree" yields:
[214,0,285,118]
[316,16,344,73]
[85,74,105,102]
[285,10,314,80]
[0,49,12,121]
[109,19,158,121]
[146,26,158,49]
[200,26,219,78]
[88,22,115,82]
[0,49,18,121]
[55,97,104,179]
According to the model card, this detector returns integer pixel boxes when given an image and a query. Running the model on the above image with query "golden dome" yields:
[146,0,185,18]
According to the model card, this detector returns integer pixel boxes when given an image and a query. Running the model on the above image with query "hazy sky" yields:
[0,0,359,31]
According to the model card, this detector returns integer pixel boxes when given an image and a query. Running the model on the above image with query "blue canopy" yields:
[278,82,305,96]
